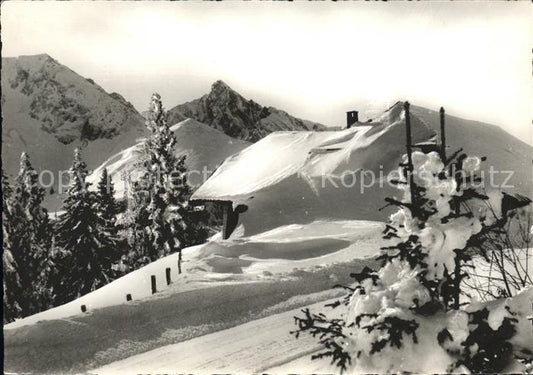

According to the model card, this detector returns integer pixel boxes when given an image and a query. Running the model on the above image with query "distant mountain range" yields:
[166,80,326,142]
[1,54,324,209]
[1,54,147,208]
[2,54,145,146]
[2,54,531,217]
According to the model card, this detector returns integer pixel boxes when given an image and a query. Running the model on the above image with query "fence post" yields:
[166,267,172,285]
[151,275,157,294]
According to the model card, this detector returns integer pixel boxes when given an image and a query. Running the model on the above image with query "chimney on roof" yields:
[346,111,359,128]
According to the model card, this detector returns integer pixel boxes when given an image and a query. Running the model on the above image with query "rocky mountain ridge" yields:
[167,80,326,142]
[2,54,146,146]
[1,54,148,209]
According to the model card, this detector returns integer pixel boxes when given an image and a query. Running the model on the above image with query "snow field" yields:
[5,219,385,331]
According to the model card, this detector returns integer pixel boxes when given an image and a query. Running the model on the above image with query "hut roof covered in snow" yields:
[191,102,434,203]
[191,101,532,235]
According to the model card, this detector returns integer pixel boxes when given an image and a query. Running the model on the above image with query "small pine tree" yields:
[55,149,117,302]
[127,93,208,268]
[293,146,531,373]
[10,153,53,317]
[2,170,23,323]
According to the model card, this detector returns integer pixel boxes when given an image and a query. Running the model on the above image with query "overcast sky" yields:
[2,2,531,143]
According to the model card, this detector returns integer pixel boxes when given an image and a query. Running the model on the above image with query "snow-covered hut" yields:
[191,102,436,237]
[191,102,532,237]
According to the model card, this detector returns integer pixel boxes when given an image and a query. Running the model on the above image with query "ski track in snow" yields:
[91,299,338,375]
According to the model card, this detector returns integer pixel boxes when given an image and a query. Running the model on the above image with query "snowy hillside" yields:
[167,80,326,142]
[410,104,532,194]
[1,54,146,209]
[4,219,383,330]
[4,219,384,373]
[192,102,533,235]
[86,118,251,199]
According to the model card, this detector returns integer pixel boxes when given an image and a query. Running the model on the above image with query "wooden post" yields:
[151,275,157,294]
[222,202,232,240]
[126,293,132,302]
[346,111,359,128]
[440,107,446,161]
[221,202,247,240]
[404,102,416,205]
[178,251,182,274]
[81,305,87,313]
[166,267,172,285]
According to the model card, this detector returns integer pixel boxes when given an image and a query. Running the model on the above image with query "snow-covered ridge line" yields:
[86,118,251,200]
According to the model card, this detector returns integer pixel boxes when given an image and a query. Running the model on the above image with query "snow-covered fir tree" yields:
[119,178,148,268]
[9,153,54,317]
[96,168,118,227]
[2,169,23,323]
[293,148,533,373]
[55,149,117,302]
[127,93,208,269]
[95,168,124,275]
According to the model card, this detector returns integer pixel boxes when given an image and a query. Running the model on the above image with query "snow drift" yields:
[86,118,250,199]
[192,102,532,235]
[4,220,384,330]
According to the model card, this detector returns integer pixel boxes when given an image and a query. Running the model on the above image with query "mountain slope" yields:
[1,54,147,208]
[3,219,381,373]
[86,118,251,200]
[410,104,532,194]
[192,101,533,235]
[167,80,326,142]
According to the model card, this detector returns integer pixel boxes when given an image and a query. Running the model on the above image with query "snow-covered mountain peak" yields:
[1,54,147,209]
